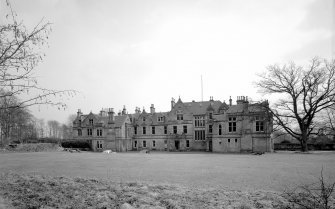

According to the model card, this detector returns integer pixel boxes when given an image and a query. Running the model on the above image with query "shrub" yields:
[281,140,292,144]
[284,169,335,209]
[61,140,91,149]
[13,143,61,152]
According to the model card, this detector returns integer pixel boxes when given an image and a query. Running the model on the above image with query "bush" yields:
[284,169,335,209]
[61,140,91,150]
[12,143,62,152]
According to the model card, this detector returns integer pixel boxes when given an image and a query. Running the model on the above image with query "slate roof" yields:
[114,115,128,127]
[183,100,222,115]
[73,113,129,128]
[218,102,229,111]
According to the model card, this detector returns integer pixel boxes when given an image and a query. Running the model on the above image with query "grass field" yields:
[0,151,334,192]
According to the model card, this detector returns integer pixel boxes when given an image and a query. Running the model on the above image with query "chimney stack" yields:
[229,96,232,106]
[171,98,175,110]
[108,108,115,123]
[77,109,82,118]
[122,105,127,115]
[150,104,155,114]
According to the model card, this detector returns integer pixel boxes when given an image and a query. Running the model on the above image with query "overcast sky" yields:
[1,0,334,124]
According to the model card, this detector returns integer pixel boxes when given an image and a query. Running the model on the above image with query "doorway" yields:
[174,140,179,150]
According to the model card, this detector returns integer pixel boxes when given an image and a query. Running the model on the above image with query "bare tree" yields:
[0,94,37,145]
[0,0,76,111]
[320,108,335,141]
[256,58,335,152]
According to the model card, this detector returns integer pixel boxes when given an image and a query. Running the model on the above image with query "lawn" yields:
[0,151,334,192]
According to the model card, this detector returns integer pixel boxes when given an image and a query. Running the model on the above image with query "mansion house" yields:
[72,96,273,153]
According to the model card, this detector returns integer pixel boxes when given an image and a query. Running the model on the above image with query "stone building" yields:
[72,96,273,153]
[72,107,133,152]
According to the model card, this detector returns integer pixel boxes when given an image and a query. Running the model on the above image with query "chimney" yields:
[236,96,249,112]
[122,105,127,115]
[229,96,232,106]
[236,96,244,105]
[100,108,104,116]
[210,96,214,101]
[171,97,175,110]
[108,108,115,123]
[150,104,155,114]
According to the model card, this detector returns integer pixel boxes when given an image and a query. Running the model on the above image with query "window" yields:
[134,140,137,148]
[186,140,190,148]
[219,125,222,135]
[195,130,205,140]
[183,125,187,134]
[194,116,205,127]
[164,126,167,134]
[152,126,155,134]
[97,129,102,136]
[134,127,137,135]
[78,129,82,136]
[173,126,177,134]
[153,140,156,147]
[209,125,213,133]
[143,127,146,135]
[255,116,264,132]
[235,138,238,143]
[78,120,81,126]
[228,117,236,132]
[158,116,164,122]
[97,140,103,149]
[177,110,183,120]
[209,112,213,119]
[177,114,183,120]
[228,138,230,143]
[143,140,146,148]
[87,128,92,136]
[89,119,93,125]
[143,117,146,122]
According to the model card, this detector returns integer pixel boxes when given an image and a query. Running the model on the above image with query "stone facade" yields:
[72,108,133,152]
[72,96,273,153]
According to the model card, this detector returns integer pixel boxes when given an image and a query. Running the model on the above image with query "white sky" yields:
[1,0,334,124]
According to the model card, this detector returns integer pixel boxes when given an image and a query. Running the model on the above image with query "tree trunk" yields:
[301,130,309,152]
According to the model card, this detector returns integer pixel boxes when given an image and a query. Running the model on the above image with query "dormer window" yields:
[209,112,213,119]
[158,116,164,122]
[177,110,183,120]
[89,119,93,125]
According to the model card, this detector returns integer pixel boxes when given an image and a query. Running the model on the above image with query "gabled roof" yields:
[206,103,215,112]
[183,100,222,115]
[218,102,229,111]
[114,115,128,127]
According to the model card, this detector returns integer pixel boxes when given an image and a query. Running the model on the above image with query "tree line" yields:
[0,96,75,146]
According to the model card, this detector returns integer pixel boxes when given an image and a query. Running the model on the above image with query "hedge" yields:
[61,140,91,149]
